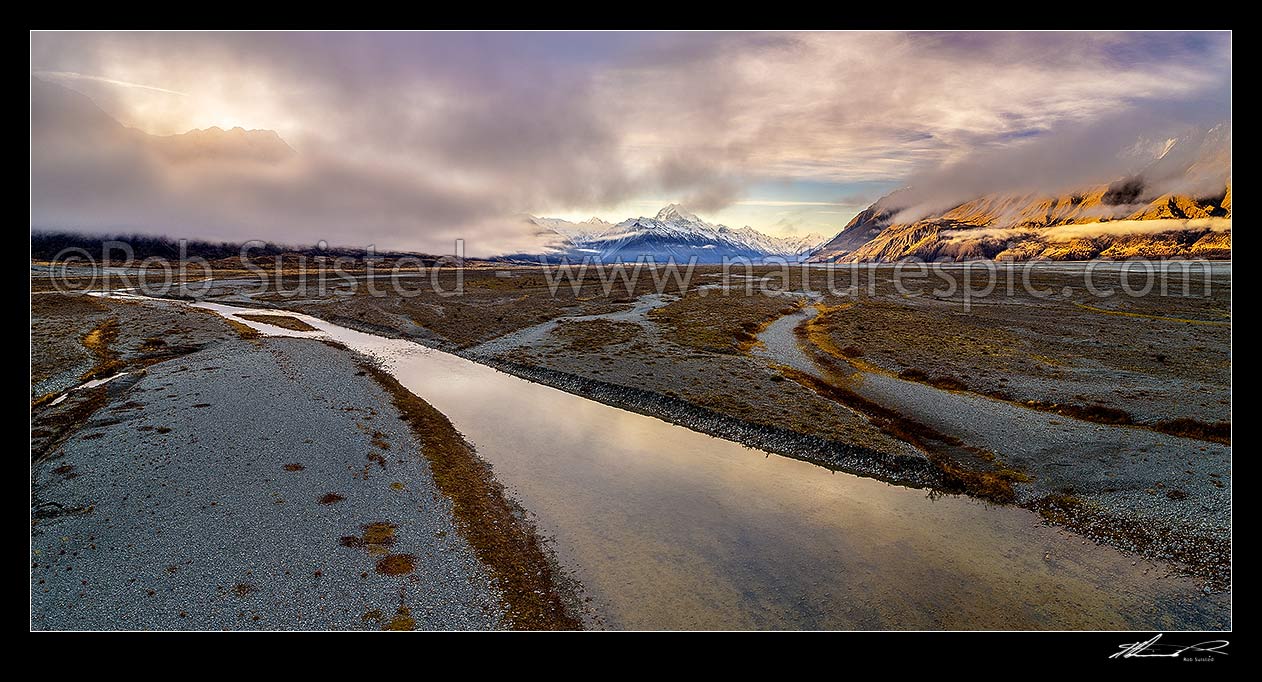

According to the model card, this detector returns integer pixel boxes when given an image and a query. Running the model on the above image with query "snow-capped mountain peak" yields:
[509,205,831,263]
[654,203,704,224]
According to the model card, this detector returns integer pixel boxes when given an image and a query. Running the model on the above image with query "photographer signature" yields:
[1111,634,1229,659]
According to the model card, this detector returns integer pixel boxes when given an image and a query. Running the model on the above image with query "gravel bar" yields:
[31,337,504,630]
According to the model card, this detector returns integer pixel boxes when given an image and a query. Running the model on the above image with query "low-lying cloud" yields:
[1042,217,1231,241]
[891,113,1231,225]
[941,217,1231,244]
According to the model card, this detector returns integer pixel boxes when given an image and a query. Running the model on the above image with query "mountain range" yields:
[508,126,1229,265]
[505,204,828,264]
[810,126,1231,262]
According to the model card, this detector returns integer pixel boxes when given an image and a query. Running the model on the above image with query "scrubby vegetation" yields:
[649,292,802,354]
[553,319,643,351]
[1153,418,1231,444]
[237,314,319,332]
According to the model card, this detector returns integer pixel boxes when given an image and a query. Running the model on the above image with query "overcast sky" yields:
[30,31,1231,254]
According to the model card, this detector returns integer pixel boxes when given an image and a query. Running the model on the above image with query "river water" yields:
[193,301,1225,630]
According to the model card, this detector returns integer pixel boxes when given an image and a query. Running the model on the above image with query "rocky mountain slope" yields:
[812,127,1231,262]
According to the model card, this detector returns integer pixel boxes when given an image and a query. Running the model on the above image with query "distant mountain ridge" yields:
[811,126,1231,262]
[506,204,828,263]
[31,77,295,165]
[155,126,296,163]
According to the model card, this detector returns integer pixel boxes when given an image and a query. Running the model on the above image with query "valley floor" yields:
[30,261,1232,628]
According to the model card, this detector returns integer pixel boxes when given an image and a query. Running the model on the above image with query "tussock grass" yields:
[649,292,803,354]
[896,368,969,391]
[80,318,124,381]
[1153,417,1231,444]
[554,319,643,351]
[1073,302,1230,327]
[1024,400,1132,425]
[223,318,261,340]
[237,314,319,332]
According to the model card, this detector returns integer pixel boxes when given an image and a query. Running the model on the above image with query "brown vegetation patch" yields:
[236,314,319,332]
[340,521,398,554]
[649,292,802,354]
[382,271,629,348]
[80,318,124,381]
[1024,400,1133,425]
[361,362,582,630]
[31,292,109,317]
[553,319,644,351]
[384,605,416,631]
[897,368,969,391]
[31,392,62,409]
[1072,302,1231,327]
[282,463,305,472]
[1152,418,1231,444]
[224,318,261,339]
[318,492,345,505]
[375,553,416,576]
[362,522,397,546]
[804,307,983,394]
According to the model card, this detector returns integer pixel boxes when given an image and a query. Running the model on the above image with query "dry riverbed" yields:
[30,293,579,630]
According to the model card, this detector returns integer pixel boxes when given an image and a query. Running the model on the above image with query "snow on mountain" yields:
[510,204,828,263]
[810,125,1231,263]
[653,203,704,224]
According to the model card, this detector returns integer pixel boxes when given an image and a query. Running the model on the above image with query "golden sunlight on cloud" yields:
[35,66,299,138]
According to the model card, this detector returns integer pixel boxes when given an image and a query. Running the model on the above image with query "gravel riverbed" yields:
[31,337,504,630]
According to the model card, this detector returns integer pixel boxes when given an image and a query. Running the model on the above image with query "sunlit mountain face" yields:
[811,124,1231,262]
